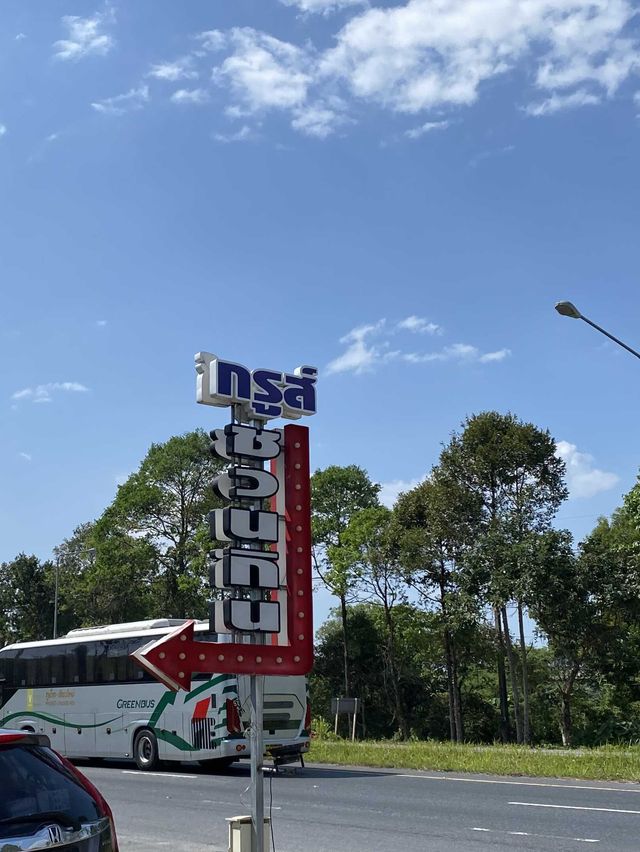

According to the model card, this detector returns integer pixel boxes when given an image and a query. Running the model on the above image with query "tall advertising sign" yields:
[131,352,317,852]
[132,355,316,686]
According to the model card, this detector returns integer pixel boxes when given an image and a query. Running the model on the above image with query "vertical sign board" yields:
[132,353,316,852]
[132,355,316,683]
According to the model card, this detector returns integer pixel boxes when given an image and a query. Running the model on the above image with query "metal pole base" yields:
[226,816,271,852]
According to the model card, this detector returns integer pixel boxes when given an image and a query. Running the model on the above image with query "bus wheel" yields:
[198,757,235,772]
[133,729,160,771]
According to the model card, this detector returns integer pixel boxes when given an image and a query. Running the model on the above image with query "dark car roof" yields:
[0,729,50,747]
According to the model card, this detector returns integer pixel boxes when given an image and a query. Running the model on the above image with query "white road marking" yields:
[509,801,640,815]
[396,775,640,794]
[472,827,599,843]
[121,770,198,779]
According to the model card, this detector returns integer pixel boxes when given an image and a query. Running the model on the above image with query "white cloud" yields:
[405,120,450,139]
[320,0,638,114]
[479,348,511,363]
[197,30,226,52]
[16,33,27,41]
[0,125,6,138]
[139,0,638,140]
[524,89,601,116]
[171,88,209,105]
[96,319,108,327]
[11,382,89,404]
[148,59,198,82]
[328,318,509,374]
[213,125,253,143]
[555,441,619,498]
[326,321,387,375]
[92,85,149,116]
[292,101,345,137]
[379,475,425,508]
[53,10,115,61]
[280,0,366,13]
[397,315,442,334]
[403,343,510,364]
[213,29,312,112]
[19,452,32,462]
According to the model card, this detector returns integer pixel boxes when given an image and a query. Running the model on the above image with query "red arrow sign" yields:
[131,615,313,691]
[131,424,313,691]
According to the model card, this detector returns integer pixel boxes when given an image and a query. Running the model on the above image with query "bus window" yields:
[81,643,95,683]
[62,643,79,684]
[0,651,14,689]
[93,641,109,683]
[109,639,129,682]
[49,648,65,685]
[14,650,26,687]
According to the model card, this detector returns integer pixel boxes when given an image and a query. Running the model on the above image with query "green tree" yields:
[312,603,449,739]
[394,474,481,742]
[55,522,156,629]
[332,506,410,738]
[439,411,568,744]
[98,430,224,617]
[0,554,55,643]
[527,530,600,746]
[311,465,380,697]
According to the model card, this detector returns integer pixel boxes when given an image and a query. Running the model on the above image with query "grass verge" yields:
[309,739,640,782]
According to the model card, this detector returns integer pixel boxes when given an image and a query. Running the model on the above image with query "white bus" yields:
[0,619,310,771]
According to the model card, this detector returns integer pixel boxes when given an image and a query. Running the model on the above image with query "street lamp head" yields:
[555,301,582,319]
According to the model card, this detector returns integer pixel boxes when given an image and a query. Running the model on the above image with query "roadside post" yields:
[332,697,362,741]
[132,354,317,852]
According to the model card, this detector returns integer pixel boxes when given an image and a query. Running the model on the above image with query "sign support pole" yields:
[249,674,265,851]
[249,414,265,852]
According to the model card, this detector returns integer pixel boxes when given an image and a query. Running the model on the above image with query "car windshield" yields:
[0,744,101,838]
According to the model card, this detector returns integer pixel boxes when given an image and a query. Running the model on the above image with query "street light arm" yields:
[580,315,640,361]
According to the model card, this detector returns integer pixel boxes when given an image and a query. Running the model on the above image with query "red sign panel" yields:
[132,424,313,690]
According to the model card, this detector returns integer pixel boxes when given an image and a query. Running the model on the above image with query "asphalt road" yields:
[78,759,640,851]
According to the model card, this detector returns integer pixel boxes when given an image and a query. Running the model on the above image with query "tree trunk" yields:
[340,593,351,698]
[384,602,409,740]
[443,626,457,742]
[517,601,531,745]
[450,635,464,742]
[559,661,580,748]
[560,692,573,747]
[339,593,351,739]
[440,572,463,743]
[501,605,523,744]
[494,608,511,743]
[166,565,180,617]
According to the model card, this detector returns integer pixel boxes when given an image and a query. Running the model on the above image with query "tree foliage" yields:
[0,554,55,644]
[6,413,640,750]
[98,429,224,617]
[311,465,380,696]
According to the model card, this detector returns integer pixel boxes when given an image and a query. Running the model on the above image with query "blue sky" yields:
[1,0,640,628]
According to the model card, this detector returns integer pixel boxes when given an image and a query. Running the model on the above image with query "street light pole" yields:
[53,558,59,640]
[555,301,640,361]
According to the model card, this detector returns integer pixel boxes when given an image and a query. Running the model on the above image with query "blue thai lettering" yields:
[252,369,285,418]
[215,360,251,404]
[196,352,317,420]
[282,367,318,418]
